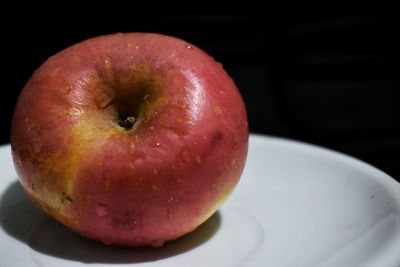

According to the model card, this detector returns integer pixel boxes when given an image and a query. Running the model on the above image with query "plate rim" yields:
[249,133,400,194]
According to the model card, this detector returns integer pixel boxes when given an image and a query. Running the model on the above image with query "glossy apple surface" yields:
[11,33,248,247]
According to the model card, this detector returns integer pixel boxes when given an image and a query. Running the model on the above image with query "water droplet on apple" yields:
[25,119,35,133]
[61,84,72,94]
[150,141,160,148]
[196,155,202,164]
[167,197,174,203]
[150,239,164,248]
[167,208,172,219]
[120,219,136,231]
[95,203,108,217]
[180,148,190,162]
[33,142,42,153]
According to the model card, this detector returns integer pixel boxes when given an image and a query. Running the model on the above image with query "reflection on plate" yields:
[1,134,400,267]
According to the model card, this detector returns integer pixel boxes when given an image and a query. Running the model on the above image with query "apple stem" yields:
[118,116,136,130]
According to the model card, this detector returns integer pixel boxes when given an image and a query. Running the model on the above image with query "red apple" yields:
[11,33,248,247]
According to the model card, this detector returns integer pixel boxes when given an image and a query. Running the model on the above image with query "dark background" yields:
[2,8,399,181]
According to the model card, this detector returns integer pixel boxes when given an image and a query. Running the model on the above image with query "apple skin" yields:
[11,33,248,247]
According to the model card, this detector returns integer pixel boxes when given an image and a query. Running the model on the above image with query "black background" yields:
[2,8,399,181]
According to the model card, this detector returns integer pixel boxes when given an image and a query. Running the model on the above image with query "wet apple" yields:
[11,33,248,247]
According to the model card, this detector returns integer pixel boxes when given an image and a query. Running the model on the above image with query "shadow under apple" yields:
[0,181,221,264]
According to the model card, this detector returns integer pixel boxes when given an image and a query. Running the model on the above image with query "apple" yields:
[11,33,248,247]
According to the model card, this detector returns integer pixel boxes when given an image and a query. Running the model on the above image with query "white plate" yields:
[1,134,400,267]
